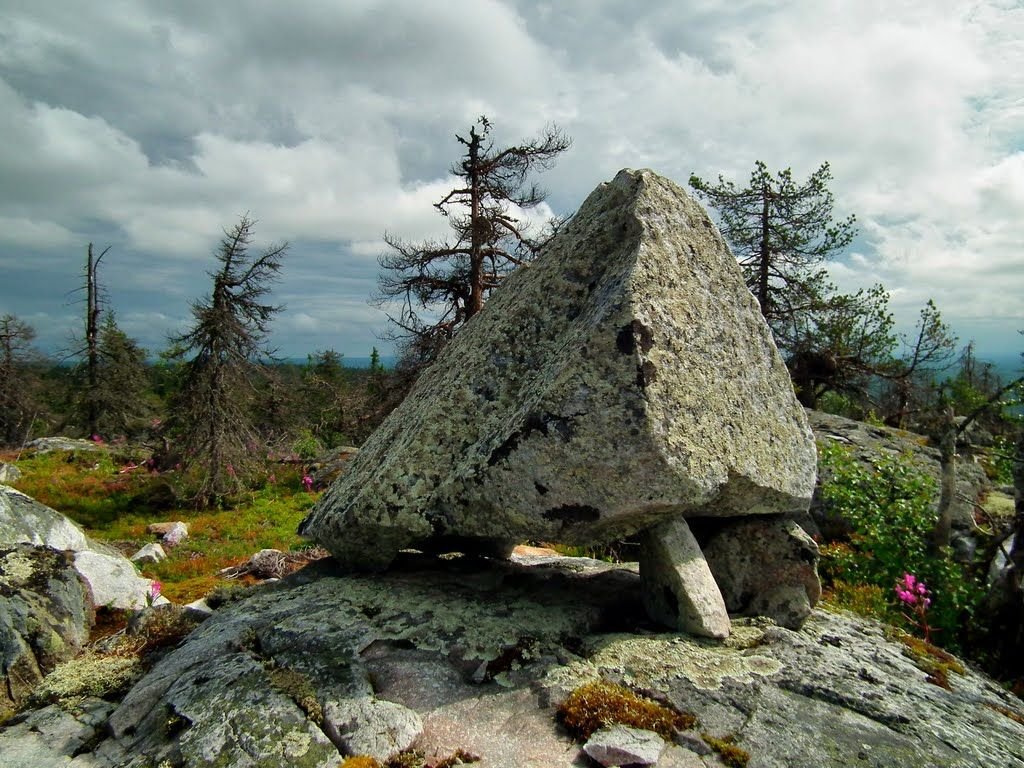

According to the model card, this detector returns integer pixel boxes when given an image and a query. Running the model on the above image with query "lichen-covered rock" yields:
[301,169,815,577]
[583,725,665,766]
[5,555,1024,768]
[0,545,92,713]
[638,518,730,638]
[1,485,90,552]
[0,697,115,767]
[701,516,821,629]
[12,552,1019,768]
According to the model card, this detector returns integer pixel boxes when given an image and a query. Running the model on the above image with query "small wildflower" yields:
[302,474,314,492]
[147,580,162,606]
[895,573,933,642]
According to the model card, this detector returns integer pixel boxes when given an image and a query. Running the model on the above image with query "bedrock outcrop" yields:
[300,169,818,633]
[7,554,1021,768]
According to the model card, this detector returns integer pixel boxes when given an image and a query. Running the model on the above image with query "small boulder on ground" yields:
[0,485,162,712]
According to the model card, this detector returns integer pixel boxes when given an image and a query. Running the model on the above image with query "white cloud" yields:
[0,0,1020,358]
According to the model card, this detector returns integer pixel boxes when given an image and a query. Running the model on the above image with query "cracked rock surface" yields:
[300,169,817,579]
[7,554,1021,768]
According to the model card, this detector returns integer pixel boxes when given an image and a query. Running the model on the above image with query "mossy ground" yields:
[3,449,319,603]
[340,749,479,768]
[556,679,697,740]
[701,733,750,767]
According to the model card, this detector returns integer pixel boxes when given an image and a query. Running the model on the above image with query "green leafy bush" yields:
[818,441,983,651]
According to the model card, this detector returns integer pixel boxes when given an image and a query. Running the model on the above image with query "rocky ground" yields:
[3,551,1022,768]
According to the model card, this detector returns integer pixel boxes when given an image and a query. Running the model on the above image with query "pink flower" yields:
[302,474,314,492]
[894,572,933,642]
[146,580,162,606]
[90,433,103,443]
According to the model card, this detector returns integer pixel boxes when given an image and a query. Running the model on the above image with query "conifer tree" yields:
[377,116,570,373]
[167,215,287,507]
[0,314,41,446]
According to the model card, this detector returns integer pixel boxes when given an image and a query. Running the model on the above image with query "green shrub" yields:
[817,441,984,651]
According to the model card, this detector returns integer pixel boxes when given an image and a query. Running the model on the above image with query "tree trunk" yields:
[931,406,957,554]
[86,244,101,436]
[757,183,771,319]
[467,127,485,320]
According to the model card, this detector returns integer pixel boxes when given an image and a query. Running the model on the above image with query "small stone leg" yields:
[638,517,731,639]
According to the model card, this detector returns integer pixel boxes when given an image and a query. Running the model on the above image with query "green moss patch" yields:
[701,733,750,767]
[557,679,696,740]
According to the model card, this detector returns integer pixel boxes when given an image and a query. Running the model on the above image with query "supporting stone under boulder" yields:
[301,168,819,635]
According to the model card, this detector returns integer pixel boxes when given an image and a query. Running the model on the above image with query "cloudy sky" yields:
[1,0,1022,365]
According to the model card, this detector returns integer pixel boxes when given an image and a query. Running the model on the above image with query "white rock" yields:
[583,725,666,766]
[161,521,188,547]
[1,484,90,552]
[73,550,152,610]
[0,462,21,482]
[130,542,167,564]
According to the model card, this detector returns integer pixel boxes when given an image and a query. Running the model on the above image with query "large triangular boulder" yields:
[301,169,818,635]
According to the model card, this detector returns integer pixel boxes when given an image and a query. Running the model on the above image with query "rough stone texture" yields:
[583,725,665,766]
[159,521,188,547]
[129,542,166,565]
[23,437,104,454]
[1,486,161,711]
[700,516,821,629]
[638,517,731,638]
[0,463,21,483]
[1,485,91,552]
[0,545,92,714]
[302,169,816,581]
[806,410,988,538]
[73,550,155,610]
[309,445,360,489]
[9,554,1022,768]
[322,697,422,760]
[0,697,115,767]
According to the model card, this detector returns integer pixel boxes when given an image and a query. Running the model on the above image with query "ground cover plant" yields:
[2,447,318,603]
[816,440,986,653]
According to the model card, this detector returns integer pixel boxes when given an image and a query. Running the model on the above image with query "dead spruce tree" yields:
[65,244,151,438]
[377,116,570,377]
[167,215,287,507]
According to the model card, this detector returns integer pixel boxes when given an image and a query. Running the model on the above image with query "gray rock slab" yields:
[583,725,665,766]
[24,437,104,454]
[301,169,816,573]
[0,698,115,768]
[0,546,92,712]
[0,463,21,483]
[11,555,1023,768]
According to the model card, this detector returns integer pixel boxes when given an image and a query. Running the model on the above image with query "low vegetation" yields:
[556,679,697,741]
[3,447,318,604]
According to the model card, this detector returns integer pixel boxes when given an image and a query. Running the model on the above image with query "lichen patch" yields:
[546,627,783,693]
